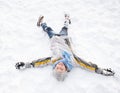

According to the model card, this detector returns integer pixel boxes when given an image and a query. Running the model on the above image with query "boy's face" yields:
[54,62,67,73]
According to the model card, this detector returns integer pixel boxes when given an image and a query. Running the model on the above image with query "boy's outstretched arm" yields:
[15,57,62,70]
[15,57,52,70]
[73,54,115,76]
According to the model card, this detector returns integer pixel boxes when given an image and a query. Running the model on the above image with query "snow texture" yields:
[0,0,120,93]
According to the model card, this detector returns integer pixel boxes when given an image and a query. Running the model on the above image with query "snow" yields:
[0,0,120,93]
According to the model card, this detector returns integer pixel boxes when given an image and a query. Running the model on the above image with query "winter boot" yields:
[64,14,71,28]
[65,14,71,24]
[37,15,44,27]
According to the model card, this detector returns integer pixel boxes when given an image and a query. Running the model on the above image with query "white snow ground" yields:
[0,0,120,93]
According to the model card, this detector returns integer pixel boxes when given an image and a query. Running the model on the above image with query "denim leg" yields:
[41,23,55,38]
[59,26,68,36]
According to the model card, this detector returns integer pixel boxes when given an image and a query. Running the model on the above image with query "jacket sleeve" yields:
[64,37,97,71]
[31,57,52,67]
[31,57,62,67]
[73,54,98,71]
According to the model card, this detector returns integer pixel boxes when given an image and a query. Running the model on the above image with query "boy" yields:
[15,14,115,81]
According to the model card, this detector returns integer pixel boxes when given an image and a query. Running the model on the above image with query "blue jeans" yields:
[41,23,68,38]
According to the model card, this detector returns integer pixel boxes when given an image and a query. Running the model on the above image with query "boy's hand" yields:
[15,62,25,69]
[102,68,115,76]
